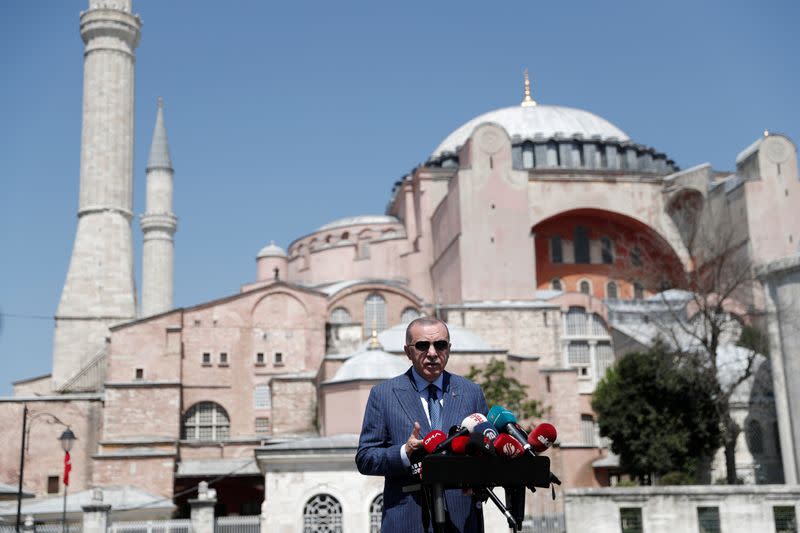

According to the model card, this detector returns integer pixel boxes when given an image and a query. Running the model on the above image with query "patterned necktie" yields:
[427,384,442,431]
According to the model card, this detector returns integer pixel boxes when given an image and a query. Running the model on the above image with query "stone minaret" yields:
[51,0,141,389]
[140,98,177,317]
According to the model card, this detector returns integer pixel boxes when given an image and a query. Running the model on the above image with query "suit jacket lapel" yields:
[441,371,466,431]
[393,368,431,433]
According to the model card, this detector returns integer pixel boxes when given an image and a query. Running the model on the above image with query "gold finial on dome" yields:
[367,320,382,350]
[521,69,537,107]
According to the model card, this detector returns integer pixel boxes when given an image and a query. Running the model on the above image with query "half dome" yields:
[432,105,630,158]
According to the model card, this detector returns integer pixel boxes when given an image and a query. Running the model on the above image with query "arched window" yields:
[631,246,642,267]
[551,278,563,291]
[601,236,614,264]
[633,282,644,300]
[574,226,590,264]
[369,494,383,533]
[579,280,591,295]
[746,420,764,455]
[400,307,420,324]
[606,281,618,299]
[182,402,230,442]
[303,494,342,533]
[550,236,563,264]
[364,294,386,336]
[329,307,352,324]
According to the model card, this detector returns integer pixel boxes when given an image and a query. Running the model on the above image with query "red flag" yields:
[63,451,72,486]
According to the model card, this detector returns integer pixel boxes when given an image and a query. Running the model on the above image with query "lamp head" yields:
[59,428,77,452]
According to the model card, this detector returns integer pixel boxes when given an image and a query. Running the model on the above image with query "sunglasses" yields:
[412,340,450,352]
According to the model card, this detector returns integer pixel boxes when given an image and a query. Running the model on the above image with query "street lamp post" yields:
[15,408,75,533]
[15,405,28,532]
[59,429,76,533]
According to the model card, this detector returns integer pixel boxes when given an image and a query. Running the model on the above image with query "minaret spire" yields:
[52,0,141,390]
[521,69,537,107]
[140,98,178,317]
[147,97,173,170]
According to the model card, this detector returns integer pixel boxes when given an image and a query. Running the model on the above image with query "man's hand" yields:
[404,421,422,457]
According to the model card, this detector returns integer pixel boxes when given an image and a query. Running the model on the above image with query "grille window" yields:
[183,402,230,442]
[254,384,271,409]
[369,494,383,533]
[774,506,797,533]
[697,507,720,533]
[303,494,342,533]
[620,508,642,533]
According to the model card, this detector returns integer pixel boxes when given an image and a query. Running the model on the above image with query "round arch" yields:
[532,208,686,300]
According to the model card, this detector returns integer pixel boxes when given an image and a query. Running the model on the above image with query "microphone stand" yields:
[474,487,518,531]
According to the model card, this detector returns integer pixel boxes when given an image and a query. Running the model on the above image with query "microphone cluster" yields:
[414,407,558,464]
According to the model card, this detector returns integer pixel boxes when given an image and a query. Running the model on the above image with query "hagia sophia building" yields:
[2,0,800,530]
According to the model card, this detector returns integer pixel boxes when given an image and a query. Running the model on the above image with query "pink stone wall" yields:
[93,456,175,498]
[271,379,317,435]
[12,376,53,396]
[102,386,180,439]
[108,311,182,383]
[0,400,102,496]
[319,382,375,435]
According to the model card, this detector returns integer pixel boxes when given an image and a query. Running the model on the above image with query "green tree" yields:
[466,358,543,419]
[592,342,722,483]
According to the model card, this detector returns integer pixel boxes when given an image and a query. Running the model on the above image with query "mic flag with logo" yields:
[63,451,72,486]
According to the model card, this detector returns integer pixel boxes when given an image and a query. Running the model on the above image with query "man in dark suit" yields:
[356,317,488,532]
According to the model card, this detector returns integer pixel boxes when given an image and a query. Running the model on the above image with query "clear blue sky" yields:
[1,1,798,395]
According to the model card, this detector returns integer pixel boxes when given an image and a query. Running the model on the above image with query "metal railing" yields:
[57,349,106,393]
[108,519,191,533]
[215,515,260,533]
[522,513,566,533]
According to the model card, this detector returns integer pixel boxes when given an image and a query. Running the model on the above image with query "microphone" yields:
[494,434,525,458]
[423,430,448,454]
[450,435,469,454]
[410,430,447,464]
[465,421,498,456]
[528,423,557,454]
[433,413,488,454]
[487,406,533,456]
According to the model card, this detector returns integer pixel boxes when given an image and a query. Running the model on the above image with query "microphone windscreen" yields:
[529,423,558,453]
[460,413,488,431]
[422,430,447,454]
[467,421,499,455]
[447,425,461,436]
[487,406,517,430]
[450,435,469,455]
[494,434,525,458]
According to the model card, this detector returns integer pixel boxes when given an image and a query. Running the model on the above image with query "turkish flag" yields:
[63,451,72,486]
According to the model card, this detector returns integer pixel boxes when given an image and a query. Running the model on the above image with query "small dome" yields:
[257,241,286,258]
[432,105,630,158]
[327,348,409,383]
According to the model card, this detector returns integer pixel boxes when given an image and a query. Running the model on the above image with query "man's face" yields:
[404,322,451,382]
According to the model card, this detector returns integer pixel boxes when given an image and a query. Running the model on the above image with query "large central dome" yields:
[432,104,630,158]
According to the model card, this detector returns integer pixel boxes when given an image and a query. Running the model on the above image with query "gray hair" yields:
[405,316,450,344]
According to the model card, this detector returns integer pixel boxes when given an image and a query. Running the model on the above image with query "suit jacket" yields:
[356,368,489,533]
